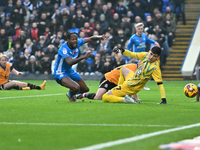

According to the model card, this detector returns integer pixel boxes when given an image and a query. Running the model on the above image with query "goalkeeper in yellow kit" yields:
[102,46,167,104]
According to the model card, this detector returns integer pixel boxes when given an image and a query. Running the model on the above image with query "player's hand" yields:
[154,42,160,48]
[100,34,106,40]
[113,47,125,53]
[84,51,92,58]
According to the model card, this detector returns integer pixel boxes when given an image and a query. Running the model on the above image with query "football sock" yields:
[118,68,125,85]
[27,83,41,89]
[13,85,22,90]
[85,93,96,99]
[102,93,124,103]
[67,91,74,96]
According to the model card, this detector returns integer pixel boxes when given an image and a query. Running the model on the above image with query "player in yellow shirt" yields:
[102,46,167,104]
[0,54,46,90]
[75,63,140,100]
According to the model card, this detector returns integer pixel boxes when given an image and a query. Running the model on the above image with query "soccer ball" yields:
[183,83,198,98]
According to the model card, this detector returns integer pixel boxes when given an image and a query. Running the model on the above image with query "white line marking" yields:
[0,93,63,99]
[0,122,179,127]
[75,123,200,150]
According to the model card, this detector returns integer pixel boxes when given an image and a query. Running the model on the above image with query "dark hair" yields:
[151,46,161,56]
[66,32,78,40]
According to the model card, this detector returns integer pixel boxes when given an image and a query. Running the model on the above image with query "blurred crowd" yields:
[0,0,185,75]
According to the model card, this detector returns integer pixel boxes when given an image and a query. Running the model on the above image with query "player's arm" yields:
[12,68,23,76]
[126,38,134,51]
[65,51,92,66]
[152,67,167,104]
[195,84,200,102]
[84,34,106,43]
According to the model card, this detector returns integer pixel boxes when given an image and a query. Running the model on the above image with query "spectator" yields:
[80,0,90,20]
[88,30,100,50]
[37,37,46,52]
[126,10,135,23]
[165,13,176,48]
[39,0,54,20]
[3,20,14,36]
[113,0,127,20]
[61,8,72,30]
[7,36,15,51]
[97,14,109,34]
[145,0,163,13]
[50,18,60,35]
[152,11,167,29]
[3,0,14,18]
[38,13,51,36]
[172,0,186,25]
[96,39,112,57]
[144,15,154,32]
[40,55,51,74]
[44,44,57,61]
[23,0,33,13]
[24,38,38,55]
[11,0,26,27]
[16,30,27,48]
[0,28,8,51]
[128,0,145,21]
[77,58,89,76]
[105,31,116,50]
[72,8,85,29]
[30,22,39,42]
[24,48,31,61]
[35,50,43,62]
[59,0,69,12]
[94,0,103,14]
[7,51,14,66]
[109,13,121,35]
[24,55,42,74]
[80,22,94,37]
[113,52,125,67]
[99,4,113,21]
[14,41,23,55]
[90,53,104,76]
[14,52,26,71]
[89,9,98,29]
[33,0,43,10]
[162,6,176,22]
[102,55,115,74]
[114,28,128,48]
[94,23,103,35]
[121,15,132,37]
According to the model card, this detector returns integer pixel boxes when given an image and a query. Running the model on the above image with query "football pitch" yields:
[0,80,200,150]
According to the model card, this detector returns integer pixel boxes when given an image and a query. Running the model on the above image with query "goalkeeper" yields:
[102,46,167,104]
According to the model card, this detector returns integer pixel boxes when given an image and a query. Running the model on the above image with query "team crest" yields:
[104,84,108,88]
[63,49,67,55]
[140,38,142,41]
[73,51,76,55]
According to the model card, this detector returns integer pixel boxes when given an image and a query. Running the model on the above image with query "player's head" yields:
[148,46,161,63]
[0,54,8,67]
[67,32,78,49]
[135,23,144,36]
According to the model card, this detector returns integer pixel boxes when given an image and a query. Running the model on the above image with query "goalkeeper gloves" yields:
[113,47,125,53]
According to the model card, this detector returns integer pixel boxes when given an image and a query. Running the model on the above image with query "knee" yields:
[102,94,108,102]
[84,87,89,93]
[71,84,80,92]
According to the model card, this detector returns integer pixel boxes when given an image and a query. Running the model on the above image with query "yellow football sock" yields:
[118,68,125,85]
[102,93,124,103]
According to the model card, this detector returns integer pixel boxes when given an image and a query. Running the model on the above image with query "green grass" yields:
[0,80,200,150]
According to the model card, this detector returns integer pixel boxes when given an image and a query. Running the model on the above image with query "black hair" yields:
[66,32,78,40]
[151,46,161,56]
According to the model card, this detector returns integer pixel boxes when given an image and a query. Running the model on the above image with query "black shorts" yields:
[99,75,117,92]
[0,80,11,90]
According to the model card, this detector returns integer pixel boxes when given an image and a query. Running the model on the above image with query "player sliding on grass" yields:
[75,63,140,100]
[53,32,106,102]
[102,46,167,104]
[0,54,46,90]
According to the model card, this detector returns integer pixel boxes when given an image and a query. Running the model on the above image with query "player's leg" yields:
[102,83,139,104]
[13,80,46,90]
[76,78,89,93]
[3,81,21,90]
[118,67,131,85]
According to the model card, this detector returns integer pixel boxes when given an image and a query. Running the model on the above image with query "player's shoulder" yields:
[6,62,12,67]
